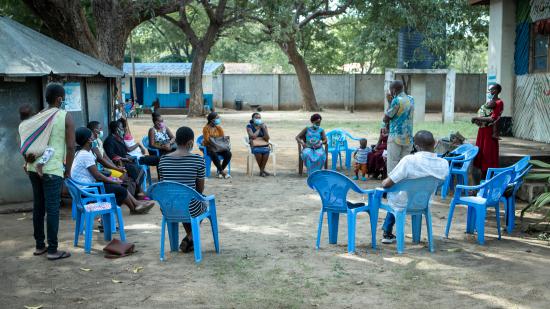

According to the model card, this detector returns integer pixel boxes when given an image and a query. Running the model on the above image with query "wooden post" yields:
[129,31,138,106]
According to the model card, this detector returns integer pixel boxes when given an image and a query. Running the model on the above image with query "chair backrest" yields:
[147,181,204,222]
[142,136,150,148]
[513,155,531,175]
[452,146,479,171]
[65,179,86,211]
[451,143,474,155]
[480,170,514,205]
[307,170,363,211]
[385,177,442,212]
[512,165,532,193]
[326,129,347,150]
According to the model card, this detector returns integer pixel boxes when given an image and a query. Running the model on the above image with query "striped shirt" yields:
[158,154,207,217]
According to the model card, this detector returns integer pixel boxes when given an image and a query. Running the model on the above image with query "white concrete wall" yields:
[203,76,213,93]
[488,0,516,116]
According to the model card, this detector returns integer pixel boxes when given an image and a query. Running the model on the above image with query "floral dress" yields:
[301,127,326,175]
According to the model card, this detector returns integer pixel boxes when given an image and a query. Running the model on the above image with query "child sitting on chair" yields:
[19,104,54,176]
[353,138,371,181]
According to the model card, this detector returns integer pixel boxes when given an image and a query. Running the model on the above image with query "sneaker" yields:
[224,174,232,179]
[352,176,359,180]
[361,177,367,181]
[382,232,396,244]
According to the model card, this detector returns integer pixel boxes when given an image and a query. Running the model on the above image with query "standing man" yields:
[383,80,414,173]
[26,83,75,260]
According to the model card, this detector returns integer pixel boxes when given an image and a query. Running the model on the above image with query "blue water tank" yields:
[397,27,445,69]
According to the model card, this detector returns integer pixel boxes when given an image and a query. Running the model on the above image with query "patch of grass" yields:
[277,119,478,140]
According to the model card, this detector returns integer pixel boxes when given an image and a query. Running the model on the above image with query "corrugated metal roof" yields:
[123,62,224,77]
[0,17,123,77]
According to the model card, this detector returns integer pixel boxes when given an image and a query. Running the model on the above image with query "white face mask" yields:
[60,99,67,110]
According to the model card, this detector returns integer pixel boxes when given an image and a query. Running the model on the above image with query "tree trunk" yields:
[279,39,320,112]
[187,48,208,117]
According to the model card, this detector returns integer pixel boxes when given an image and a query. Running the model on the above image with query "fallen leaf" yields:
[24,305,43,309]
[17,217,25,221]
[355,280,364,285]
[112,279,122,284]
[133,266,144,273]
[79,268,92,272]
[446,248,462,253]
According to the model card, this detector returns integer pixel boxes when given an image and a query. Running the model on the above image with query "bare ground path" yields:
[1,111,549,308]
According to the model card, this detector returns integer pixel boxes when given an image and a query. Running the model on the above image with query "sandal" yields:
[179,237,194,253]
[47,250,71,260]
[33,247,47,256]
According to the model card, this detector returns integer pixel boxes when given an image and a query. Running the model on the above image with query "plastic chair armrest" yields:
[455,183,486,191]
[203,194,215,201]
[82,187,99,195]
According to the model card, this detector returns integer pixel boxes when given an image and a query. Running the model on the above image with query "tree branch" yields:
[298,0,352,29]
[163,3,200,47]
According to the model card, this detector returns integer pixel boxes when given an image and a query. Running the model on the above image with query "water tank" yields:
[397,27,445,69]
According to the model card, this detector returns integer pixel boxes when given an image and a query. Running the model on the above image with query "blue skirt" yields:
[251,146,270,154]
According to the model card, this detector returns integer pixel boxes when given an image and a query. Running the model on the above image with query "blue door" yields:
[142,78,157,107]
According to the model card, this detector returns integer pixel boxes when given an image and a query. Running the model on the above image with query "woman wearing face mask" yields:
[158,126,207,252]
[296,113,327,175]
[71,127,154,214]
[247,112,271,176]
[87,121,126,178]
[202,112,232,179]
[148,112,176,156]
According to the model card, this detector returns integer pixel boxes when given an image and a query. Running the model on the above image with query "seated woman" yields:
[296,113,327,175]
[202,112,232,179]
[87,121,126,178]
[367,127,389,179]
[71,127,154,214]
[103,121,160,194]
[158,126,207,253]
[246,112,271,177]
[148,112,176,156]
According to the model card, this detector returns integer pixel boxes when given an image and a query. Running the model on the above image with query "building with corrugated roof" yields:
[121,62,224,110]
[0,16,123,204]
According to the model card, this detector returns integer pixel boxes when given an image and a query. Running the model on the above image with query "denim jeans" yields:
[28,172,64,254]
[382,213,396,235]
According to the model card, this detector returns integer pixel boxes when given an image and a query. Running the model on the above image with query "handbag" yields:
[103,239,135,259]
[208,136,231,152]
[251,137,269,147]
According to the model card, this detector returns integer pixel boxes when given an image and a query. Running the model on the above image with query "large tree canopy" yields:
[20,0,180,68]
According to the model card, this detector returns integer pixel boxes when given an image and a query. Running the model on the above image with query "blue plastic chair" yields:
[197,135,231,178]
[65,179,126,253]
[147,181,220,263]
[445,170,513,245]
[440,146,479,200]
[485,156,532,234]
[372,177,442,254]
[326,129,345,170]
[307,170,376,253]
[142,136,160,157]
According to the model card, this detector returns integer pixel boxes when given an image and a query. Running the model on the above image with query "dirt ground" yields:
[2,110,550,309]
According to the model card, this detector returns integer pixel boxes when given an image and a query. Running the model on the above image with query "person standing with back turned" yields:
[383,80,414,173]
[25,83,75,260]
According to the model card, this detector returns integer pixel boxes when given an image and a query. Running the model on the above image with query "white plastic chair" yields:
[243,136,277,176]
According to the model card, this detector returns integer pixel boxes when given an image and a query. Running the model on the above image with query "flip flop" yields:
[47,251,71,260]
[33,247,47,256]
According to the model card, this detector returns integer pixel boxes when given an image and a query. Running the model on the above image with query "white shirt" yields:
[71,149,97,185]
[387,151,449,209]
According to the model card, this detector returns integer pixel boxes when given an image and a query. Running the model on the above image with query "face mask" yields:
[159,121,166,129]
[486,93,494,101]
[117,128,125,138]
[98,130,104,139]
[214,118,221,125]
[187,142,194,152]
[254,119,263,126]
[60,99,67,110]
[91,140,98,149]
[312,123,320,129]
